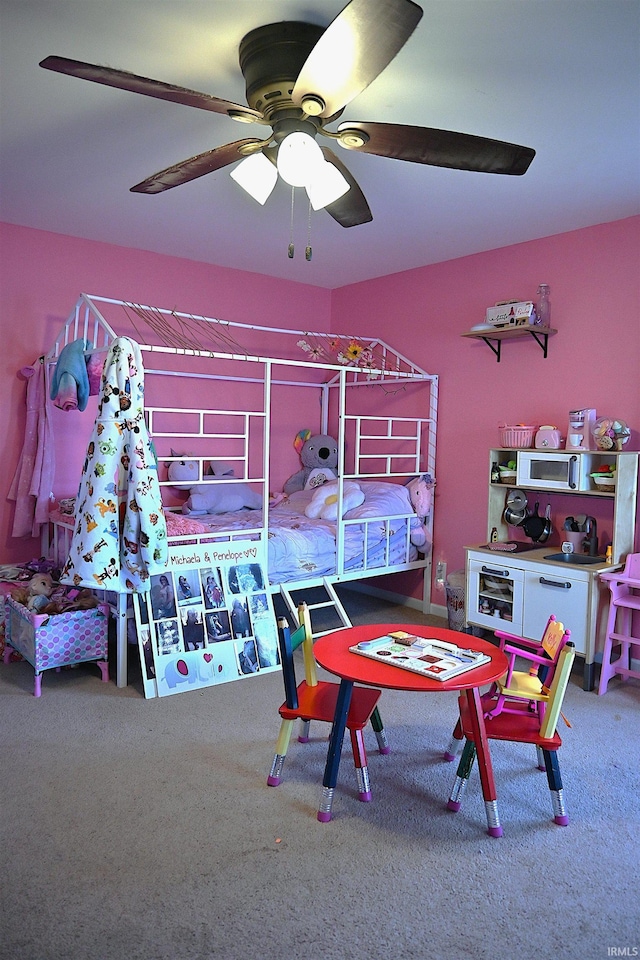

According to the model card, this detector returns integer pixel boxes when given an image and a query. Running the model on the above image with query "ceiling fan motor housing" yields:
[239,21,324,119]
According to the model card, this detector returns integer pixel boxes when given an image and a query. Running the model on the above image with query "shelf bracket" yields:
[478,328,551,362]
[528,328,550,358]
[480,336,502,361]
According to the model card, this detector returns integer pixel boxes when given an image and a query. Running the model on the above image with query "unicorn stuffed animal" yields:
[167,453,262,516]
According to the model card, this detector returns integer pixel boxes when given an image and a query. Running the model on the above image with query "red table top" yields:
[313,623,507,693]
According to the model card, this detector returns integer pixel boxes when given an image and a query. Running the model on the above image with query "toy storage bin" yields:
[3,596,109,697]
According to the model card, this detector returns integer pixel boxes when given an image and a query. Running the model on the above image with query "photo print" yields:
[201,568,225,609]
[181,606,206,651]
[176,571,201,605]
[205,610,232,643]
[230,597,252,639]
[150,572,176,620]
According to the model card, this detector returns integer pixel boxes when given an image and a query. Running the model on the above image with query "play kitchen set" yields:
[465,412,638,691]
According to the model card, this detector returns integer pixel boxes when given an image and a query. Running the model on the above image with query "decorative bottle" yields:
[535,283,551,326]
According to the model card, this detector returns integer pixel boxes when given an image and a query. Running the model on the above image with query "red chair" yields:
[447,642,576,829]
[267,603,389,801]
[444,615,570,761]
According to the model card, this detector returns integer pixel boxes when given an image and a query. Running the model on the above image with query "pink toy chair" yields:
[598,553,640,695]
[267,602,389,802]
[444,615,570,761]
[447,642,576,829]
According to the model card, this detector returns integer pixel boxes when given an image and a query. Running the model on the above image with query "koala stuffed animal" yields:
[167,454,262,516]
[283,430,339,494]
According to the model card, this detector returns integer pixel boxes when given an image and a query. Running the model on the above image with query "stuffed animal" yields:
[305,480,365,520]
[283,430,339,494]
[23,573,55,612]
[405,473,435,549]
[167,454,262,516]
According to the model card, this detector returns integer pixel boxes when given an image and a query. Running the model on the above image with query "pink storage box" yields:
[3,596,109,696]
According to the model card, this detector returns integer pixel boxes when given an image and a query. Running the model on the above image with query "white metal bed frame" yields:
[43,294,438,687]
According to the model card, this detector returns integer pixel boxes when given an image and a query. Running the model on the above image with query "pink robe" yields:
[8,361,55,538]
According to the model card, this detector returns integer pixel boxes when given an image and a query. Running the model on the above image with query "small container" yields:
[535,283,551,326]
[498,424,537,448]
[591,473,616,492]
[563,530,585,552]
[499,470,517,484]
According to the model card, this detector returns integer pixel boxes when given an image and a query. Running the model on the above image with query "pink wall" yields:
[1,218,638,603]
[0,222,331,561]
[332,216,640,605]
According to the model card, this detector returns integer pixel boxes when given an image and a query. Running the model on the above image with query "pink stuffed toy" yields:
[405,474,435,549]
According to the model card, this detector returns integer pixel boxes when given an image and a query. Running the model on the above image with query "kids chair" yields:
[267,603,389,802]
[447,641,576,832]
[484,615,571,720]
[443,615,570,761]
[598,553,640,695]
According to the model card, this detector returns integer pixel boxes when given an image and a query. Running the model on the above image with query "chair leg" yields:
[370,706,390,754]
[598,608,619,695]
[297,719,311,743]
[267,718,295,786]
[97,660,109,683]
[443,716,464,761]
[349,728,372,802]
[447,739,476,811]
[542,748,568,826]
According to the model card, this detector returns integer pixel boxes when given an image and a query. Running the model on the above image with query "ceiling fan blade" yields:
[39,56,263,121]
[292,0,422,119]
[337,121,535,175]
[320,146,372,227]
[130,139,264,194]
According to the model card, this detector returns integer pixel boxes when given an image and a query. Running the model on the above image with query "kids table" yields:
[312,623,508,835]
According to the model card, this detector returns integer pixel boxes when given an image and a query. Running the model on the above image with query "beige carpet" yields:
[1,587,638,960]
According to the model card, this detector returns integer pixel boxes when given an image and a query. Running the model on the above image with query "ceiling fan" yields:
[39,0,535,229]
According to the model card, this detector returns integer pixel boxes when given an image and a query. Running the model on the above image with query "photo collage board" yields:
[133,540,280,698]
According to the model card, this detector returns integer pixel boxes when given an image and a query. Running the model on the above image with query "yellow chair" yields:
[447,642,576,828]
[267,603,388,801]
[485,614,571,720]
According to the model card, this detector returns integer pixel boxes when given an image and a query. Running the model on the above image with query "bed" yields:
[39,294,439,686]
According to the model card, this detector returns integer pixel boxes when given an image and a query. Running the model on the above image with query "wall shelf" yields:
[461,325,557,362]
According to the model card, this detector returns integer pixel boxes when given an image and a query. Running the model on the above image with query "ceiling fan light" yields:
[230,152,277,204]
[306,161,350,211]
[276,132,324,187]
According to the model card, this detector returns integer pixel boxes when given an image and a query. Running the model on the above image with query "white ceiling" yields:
[1,0,639,289]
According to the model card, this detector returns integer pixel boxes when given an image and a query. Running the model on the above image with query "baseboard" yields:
[340,582,447,620]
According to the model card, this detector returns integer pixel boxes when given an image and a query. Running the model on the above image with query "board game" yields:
[349,630,491,682]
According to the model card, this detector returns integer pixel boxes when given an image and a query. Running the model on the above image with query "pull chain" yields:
[288,187,295,258]
[305,200,312,261]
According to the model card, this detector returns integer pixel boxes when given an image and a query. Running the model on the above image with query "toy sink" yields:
[543,553,604,565]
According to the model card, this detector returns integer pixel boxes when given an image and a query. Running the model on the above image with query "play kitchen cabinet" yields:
[466,448,639,691]
[486,448,638,563]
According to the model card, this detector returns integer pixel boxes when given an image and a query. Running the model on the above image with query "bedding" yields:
[163,481,422,584]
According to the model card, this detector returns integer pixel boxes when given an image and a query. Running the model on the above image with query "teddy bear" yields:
[283,430,339,494]
[167,454,262,516]
[405,473,435,549]
[305,480,365,520]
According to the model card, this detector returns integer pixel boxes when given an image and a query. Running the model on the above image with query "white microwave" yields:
[516,451,589,491]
